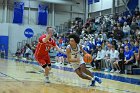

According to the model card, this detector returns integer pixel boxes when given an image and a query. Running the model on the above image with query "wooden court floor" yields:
[0,59,140,93]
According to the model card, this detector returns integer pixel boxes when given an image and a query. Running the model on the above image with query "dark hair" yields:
[119,46,124,53]
[46,26,53,31]
[68,33,80,44]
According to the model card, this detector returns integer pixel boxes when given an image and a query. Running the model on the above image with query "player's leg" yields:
[36,57,51,83]
[80,63,93,77]
[75,67,96,86]
[43,64,51,83]
[80,63,102,84]
[44,55,51,83]
[75,68,92,80]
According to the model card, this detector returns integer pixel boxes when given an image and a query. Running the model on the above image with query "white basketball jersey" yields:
[67,45,81,60]
[67,44,85,70]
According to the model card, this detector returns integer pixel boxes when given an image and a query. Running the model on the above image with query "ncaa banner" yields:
[88,0,93,5]
[13,2,24,24]
[38,4,48,26]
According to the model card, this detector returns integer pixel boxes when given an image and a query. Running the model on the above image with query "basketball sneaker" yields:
[90,80,95,86]
[95,76,102,84]
[45,76,50,83]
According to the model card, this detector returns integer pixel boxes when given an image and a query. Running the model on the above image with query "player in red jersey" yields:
[34,26,65,83]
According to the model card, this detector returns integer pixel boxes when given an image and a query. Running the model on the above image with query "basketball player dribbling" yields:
[34,26,65,83]
[66,33,102,86]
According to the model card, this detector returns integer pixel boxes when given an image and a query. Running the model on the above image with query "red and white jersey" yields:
[35,34,56,57]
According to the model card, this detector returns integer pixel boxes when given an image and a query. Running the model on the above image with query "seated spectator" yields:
[109,45,119,73]
[123,22,131,38]
[123,40,131,49]
[137,48,140,67]
[93,46,105,69]
[113,47,125,74]
[124,45,134,65]
[0,45,5,59]
[104,44,112,72]
[132,41,139,66]
[130,21,138,35]
[15,48,21,58]
[24,44,32,60]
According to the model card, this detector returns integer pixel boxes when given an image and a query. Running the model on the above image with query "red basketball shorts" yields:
[35,55,51,67]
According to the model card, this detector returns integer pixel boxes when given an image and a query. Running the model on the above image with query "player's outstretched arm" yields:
[55,45,66,54]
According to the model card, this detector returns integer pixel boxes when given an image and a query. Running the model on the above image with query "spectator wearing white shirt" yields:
[104,43,112,72]
[25,44,32,60]
[94,46,105,69]
[110,46,119,73]
[113,47,125,73]
[123,22,131,37]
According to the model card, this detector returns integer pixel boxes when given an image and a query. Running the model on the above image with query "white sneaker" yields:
[110,69,114,73]
[104,69,109,72]
[115,70,120,73]
[45,77,50,83]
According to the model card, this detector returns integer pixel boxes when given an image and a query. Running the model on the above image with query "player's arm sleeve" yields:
[52,40,57,46]
[39,35,46,43]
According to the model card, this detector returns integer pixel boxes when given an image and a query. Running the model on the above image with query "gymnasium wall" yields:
[0,0,85,55]
[0,23,46,54]
[89,0,125,17]
[0,0,85,26]
[89,0,125,12]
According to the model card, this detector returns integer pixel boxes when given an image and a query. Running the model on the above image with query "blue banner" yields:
[38,4,48,26]
[88,0,93,5]
[0,36,9,59]
[94,0,100,3]
[13,2,24,24]
[127,0,138,11]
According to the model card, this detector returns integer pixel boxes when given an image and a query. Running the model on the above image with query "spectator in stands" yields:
[113,26,123,41]
[132,41,139,66]
[31,41,37,54]
[136,16,140,26]
[104,43,112,72]
[135,27,140,38]
[130,21,138,35]
[109,45,119,73]
[111,40,118,50]
[15,48,21,58]
[124,45,134,65]
[0,45,5,59]
[137,48,140,67]
[21,45,26,57]
[55,51,63,65]
[93,45,105,69]
[129,39,135,50]
[134,7,140,17]
[25,44,32,60]
[126,15,132,26]
[114,47,125,74]
[123,22,131,38]
[123,39,131,49]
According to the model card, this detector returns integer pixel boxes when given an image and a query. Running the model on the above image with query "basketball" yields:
[83,54,92,63]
